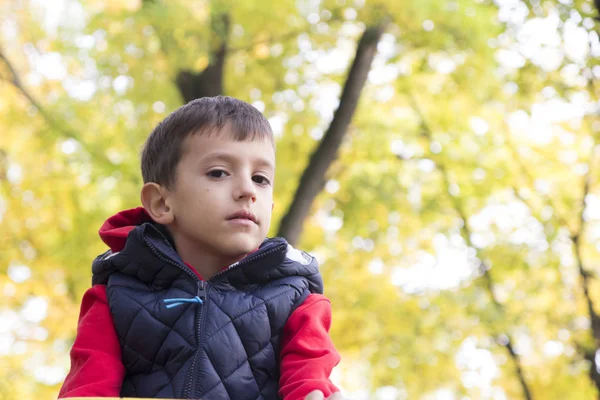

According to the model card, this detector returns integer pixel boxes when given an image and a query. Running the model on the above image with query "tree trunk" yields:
[142,0,229,101]
[176,13,230,102]
[276,22,387,245]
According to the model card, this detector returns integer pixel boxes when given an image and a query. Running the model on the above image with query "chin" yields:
[225,237,261,257]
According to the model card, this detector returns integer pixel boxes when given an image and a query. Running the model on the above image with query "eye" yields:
[207,169,229,179]
[252,175,271,185]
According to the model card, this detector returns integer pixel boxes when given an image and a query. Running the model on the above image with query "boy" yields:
[59,96,342,400]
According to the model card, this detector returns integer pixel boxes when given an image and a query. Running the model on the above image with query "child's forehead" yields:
[193,124,274,147]
[184,134,276,167]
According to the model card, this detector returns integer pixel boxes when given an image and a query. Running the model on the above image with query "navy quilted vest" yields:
[92,222,323,399]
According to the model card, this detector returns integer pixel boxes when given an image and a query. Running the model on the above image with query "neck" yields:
[171,234,246,281]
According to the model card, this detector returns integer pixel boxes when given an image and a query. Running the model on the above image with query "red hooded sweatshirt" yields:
[58,208,340,400]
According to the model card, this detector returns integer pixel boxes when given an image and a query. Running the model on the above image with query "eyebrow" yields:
[200,151,275,170]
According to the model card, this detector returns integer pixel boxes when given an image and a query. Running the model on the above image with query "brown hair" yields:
[141,96,273,188]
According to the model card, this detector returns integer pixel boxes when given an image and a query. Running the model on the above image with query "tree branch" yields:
[573,145,600,345]
[580,344,600,393]
[276,21,389,245]
[505,339,534,400]
[227,28,306,53]
[504,136,575,232]
[0,49,117,172]
[509,116,600,391]
[408,92,534,400]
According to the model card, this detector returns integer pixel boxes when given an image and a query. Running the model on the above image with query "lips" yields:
[227,210,257,224]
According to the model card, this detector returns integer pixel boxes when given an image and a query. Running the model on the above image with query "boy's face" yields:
[165,130,275,264]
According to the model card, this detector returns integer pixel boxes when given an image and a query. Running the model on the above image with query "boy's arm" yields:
[58,285,124,398]
[279,294,341,400]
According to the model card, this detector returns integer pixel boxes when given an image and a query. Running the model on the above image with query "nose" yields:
[234,175,257,203]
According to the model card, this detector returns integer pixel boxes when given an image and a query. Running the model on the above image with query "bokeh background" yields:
[1,0,600,399]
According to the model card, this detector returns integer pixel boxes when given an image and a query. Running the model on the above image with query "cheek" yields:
[260,194,273,212]
[257,199,273,221]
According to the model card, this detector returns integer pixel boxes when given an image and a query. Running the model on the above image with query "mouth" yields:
[227,210,258,225]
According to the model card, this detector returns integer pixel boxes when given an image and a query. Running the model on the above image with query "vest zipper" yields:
[192,280,211,399]
[144,235,286,397]
[186,245,284,397]
[185,280,207,399]
[142,237,205,399]
[209,244,286,283]
[142,237,199,283]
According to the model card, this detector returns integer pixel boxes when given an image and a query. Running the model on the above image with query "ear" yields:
[141,183,174,224]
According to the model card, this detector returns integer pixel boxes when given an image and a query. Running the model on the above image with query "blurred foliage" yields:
[1,0,600,399]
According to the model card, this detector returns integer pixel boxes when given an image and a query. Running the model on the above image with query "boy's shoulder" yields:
[253,239,323,294]
[284,243,314,266]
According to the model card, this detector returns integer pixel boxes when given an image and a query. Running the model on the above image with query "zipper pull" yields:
[197,280,206,301]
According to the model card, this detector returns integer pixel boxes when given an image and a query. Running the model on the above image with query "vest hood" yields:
[92,210,323,293]
[98,207,153,252]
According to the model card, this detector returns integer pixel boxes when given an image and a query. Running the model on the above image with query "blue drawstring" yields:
[163,296,203,309]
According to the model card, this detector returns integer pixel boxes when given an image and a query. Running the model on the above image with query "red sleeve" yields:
[58,285,125,398]
[279,294,341,400]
